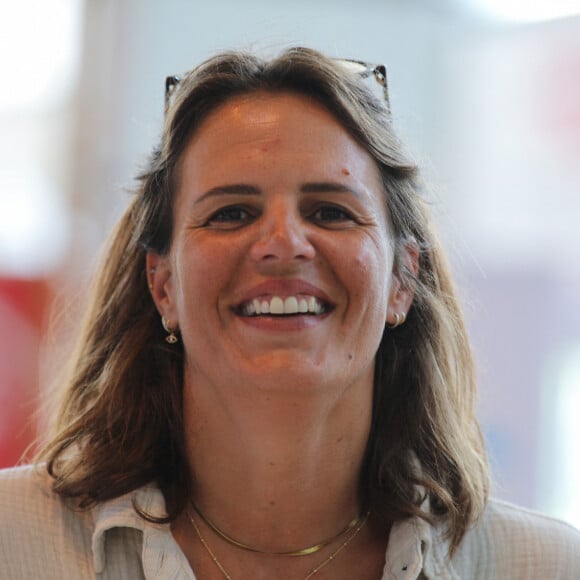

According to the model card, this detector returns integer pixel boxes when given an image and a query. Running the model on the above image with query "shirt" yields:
[1,464,579,579]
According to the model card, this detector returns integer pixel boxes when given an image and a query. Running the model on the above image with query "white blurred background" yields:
[0,0,579,528]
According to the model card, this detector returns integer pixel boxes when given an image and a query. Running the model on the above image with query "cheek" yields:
[348,239,392,305]
[171,244,214,313]
[172,239,243,316]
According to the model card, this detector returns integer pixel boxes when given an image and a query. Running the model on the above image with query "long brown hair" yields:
[39,47,488,554]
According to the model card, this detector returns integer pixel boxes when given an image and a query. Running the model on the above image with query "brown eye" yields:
[312,205,353,223]
[206,206,255,226]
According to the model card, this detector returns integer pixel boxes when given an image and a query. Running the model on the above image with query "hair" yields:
[38,47,488,554]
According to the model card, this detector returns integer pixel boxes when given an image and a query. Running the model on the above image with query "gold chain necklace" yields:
[187,509,370,580]
[192,503,364,556]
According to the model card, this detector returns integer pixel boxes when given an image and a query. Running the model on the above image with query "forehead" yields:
[179,91,378,176]
[196,91,346,142]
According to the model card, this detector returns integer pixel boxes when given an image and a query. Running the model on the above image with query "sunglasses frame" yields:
[334,58,390,115]
[164,57,390,115]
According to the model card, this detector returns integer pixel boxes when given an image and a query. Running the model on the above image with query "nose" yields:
[249,202,316,264]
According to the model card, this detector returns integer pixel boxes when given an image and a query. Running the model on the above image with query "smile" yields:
[236,295,332,317]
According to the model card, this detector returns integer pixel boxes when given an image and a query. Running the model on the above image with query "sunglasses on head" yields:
[164,57,390,116]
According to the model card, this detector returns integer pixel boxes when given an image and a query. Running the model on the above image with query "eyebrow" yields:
[195,184,261,204]
[195,181,362,204]
[300,182,361,198]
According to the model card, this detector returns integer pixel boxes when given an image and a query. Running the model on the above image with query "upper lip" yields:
[232,279,335,308]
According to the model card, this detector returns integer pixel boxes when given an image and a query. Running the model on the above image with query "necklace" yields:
[188,509,370,580]
[192,503,364,556]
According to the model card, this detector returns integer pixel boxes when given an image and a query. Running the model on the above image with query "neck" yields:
[181,367,374,552]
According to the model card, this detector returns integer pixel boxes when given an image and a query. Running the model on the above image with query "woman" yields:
[1,47,578,579]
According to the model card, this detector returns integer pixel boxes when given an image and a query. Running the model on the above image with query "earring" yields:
[162,316,179,344]
[387,312,406,329]
[387,313,400,329]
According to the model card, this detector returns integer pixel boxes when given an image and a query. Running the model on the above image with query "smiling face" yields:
[149,91,410,398]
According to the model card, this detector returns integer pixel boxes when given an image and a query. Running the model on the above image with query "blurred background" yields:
[0,0,578,528]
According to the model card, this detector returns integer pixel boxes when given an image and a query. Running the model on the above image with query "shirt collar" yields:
[382,497,454,580]
[91,484,168,574]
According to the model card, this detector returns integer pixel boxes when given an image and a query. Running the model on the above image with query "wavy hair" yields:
[39,47,488,554]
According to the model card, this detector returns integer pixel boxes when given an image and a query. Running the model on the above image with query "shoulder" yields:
[0,463,88,526]
[452,498,580,579]
[480,498,580,551]
[0,464,95,578]
[0,463,65,522]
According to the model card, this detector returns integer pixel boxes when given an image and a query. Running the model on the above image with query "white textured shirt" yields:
[1,465,579,579]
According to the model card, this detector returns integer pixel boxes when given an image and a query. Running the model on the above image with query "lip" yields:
[234,309,331,331]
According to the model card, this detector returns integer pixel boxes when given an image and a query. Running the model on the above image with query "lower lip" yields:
[235,312,330,331]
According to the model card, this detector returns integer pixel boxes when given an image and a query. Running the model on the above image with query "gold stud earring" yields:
[387,313,400,329]
[386,312,406,329]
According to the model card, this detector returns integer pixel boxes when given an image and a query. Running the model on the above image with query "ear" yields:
[386,239,419,326]
[146,252,178,324]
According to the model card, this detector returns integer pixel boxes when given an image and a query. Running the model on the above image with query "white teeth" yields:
[308,296,324,314]
[284,296,299,314]
[240,295,328,316]
[270,296,284,314]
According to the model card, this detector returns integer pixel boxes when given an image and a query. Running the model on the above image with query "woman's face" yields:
[150,91,410,397]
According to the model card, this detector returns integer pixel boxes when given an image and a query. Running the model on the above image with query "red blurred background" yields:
[0,278,52,467]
